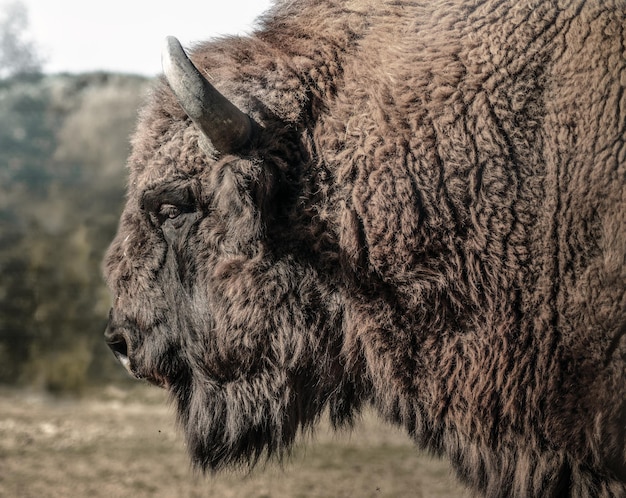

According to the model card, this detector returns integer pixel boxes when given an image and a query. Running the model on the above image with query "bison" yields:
[103,0,626,496]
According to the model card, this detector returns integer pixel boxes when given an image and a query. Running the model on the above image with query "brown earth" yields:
[0,385,466,497]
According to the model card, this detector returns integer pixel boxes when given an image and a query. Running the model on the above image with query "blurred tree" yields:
[0,0,43,78]
[0,73,150,392]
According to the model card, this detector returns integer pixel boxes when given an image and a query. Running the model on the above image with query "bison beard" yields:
[103,0,626,496]
[165,262,362,471]
[173,359,360,471]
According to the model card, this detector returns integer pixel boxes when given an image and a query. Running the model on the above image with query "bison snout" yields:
[104,316,133,375]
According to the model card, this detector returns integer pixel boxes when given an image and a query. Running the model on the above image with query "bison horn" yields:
[162,36,252,154]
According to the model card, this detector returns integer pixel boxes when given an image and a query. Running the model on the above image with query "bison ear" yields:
[161,36,252,155]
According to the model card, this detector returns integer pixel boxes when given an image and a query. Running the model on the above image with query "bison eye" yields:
[154,202,196,229]
[159,203,182,220]
[141,185,197,229]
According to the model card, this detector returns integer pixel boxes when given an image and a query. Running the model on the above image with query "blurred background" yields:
[0,0,270,393]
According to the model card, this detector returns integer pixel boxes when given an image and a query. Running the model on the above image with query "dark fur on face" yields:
[104,1,626,496]
[104,109,367,469]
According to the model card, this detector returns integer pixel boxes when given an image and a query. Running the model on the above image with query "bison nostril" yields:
[107,335,129,359]
[104,320,132,372]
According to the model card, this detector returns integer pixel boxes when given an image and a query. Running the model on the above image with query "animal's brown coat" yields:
[104,1,626,496]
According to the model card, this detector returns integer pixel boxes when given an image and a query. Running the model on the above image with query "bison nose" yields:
[104,316,132,374]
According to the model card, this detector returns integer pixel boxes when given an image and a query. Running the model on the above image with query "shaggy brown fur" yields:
[103,1,626,496]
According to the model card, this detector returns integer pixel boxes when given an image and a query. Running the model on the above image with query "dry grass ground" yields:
[0,385,466,497]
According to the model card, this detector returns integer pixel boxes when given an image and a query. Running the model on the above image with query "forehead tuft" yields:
[127,80,210,188]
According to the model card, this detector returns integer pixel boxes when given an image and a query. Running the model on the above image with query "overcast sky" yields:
[9,0,273,75]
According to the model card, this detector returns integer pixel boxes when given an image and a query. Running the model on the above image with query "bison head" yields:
[103,37,363,470]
